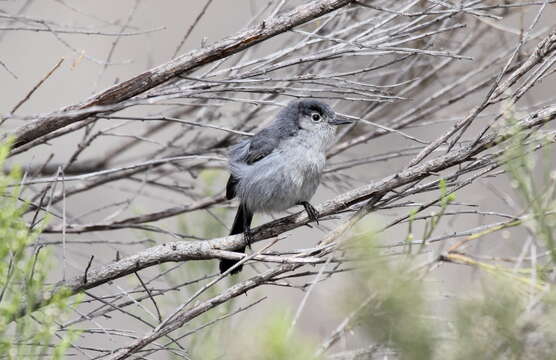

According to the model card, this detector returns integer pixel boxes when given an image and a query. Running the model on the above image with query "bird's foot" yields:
[299,202,319,225]
[244,228,253,249]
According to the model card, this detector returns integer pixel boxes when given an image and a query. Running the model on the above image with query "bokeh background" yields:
[2,1,556,359]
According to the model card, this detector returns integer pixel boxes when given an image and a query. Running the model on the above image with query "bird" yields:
[220,99,352,274]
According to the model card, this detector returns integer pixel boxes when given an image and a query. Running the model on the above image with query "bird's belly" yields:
[238,151,324,213]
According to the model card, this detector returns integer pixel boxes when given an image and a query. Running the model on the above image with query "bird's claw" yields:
[244,228,253,249]
[300,202,319,225]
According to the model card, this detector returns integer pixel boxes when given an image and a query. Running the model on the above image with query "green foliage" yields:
[253,310,320,360]
[501,103,556,261]
[422,178,456,243]
[347,229,436,360]
[342,220,556,360]
[404,178,456,255]
[0,140,79,359]
[450,279,525,360]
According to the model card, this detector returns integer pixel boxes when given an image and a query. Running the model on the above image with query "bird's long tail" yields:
[219,205,253,274]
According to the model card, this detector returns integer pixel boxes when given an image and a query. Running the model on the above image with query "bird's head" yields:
[294,99,353,133]
[271,100,353,142]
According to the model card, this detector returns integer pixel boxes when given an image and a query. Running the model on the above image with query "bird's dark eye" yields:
[311,113,321,122]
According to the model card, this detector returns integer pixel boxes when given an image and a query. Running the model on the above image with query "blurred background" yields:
[1,1,556,359]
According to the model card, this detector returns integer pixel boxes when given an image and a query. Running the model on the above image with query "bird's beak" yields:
[329,115,354,125]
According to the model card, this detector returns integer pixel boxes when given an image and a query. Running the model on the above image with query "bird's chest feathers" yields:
[277,134,326,187]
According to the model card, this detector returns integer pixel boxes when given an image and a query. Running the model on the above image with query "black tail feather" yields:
[219,204,253,274]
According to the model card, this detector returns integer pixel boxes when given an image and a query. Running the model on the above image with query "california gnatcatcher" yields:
[220,99,352,274]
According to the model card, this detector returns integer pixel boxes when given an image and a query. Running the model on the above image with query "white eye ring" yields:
[311,113,322,122]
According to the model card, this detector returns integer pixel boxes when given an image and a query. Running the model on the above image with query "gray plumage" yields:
[220,99,351,274]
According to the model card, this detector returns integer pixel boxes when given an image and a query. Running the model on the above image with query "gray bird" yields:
[220,99,352,274]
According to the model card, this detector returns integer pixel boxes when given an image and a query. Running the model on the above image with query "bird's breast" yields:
[235,139,326,213]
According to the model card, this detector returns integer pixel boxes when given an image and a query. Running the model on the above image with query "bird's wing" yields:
[226,129,283,200]
[243,131,280,165]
